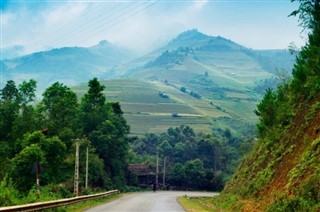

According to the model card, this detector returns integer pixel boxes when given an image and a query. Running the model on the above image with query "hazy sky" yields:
[1,0,305,57]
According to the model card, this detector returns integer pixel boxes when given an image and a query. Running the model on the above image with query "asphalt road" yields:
[84,191,218,212]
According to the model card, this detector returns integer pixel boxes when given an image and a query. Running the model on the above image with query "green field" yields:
[73,78,259,136]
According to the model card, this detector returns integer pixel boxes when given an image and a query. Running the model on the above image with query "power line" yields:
[67,1,155,47]
[8,1,159,81]
[46,2,126,48]
[29,2,102,51]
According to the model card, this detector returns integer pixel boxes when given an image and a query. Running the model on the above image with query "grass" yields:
[73,79,226,135]
[73,77,261,135]
[50,193,124,212]
[178,196,215,212]
[178,194,244,212]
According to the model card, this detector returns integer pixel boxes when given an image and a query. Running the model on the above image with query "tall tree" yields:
[0,80,20,143]
[290,0,320,96]
[81,78,108,134]
[12,80,38,139]
[41,82,79,137]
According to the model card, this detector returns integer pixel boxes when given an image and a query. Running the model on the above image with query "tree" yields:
[38,136,67,183]
[12,80,38,139]
[90,118,129,187]
[41,82,79,137]
[18,80,37,105]
[254,88,277,137]
[81,78,108,134]
[0,80,20,143]
[180,87,187,93]
[12,144,45,191]
[184,159,205,188]
[0,80,19,102]
[290,0,320,96]
[14,131,67,185]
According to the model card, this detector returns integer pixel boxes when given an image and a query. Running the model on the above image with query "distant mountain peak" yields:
[165,29,246,52]
[98,40,110,46]
[170,29,211,44]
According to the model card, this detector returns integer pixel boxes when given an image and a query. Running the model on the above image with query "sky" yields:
[1,0,306,58]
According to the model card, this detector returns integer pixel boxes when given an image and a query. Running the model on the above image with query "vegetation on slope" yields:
[219,0,320,211]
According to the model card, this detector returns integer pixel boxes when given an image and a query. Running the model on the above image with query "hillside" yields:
[214,2,320,211]
[124,30,294,111]
[118,29,294,78]
[111,30,294,135]
[222,99,320,211]
[2,29,295,136]
[2,40,135,91]
[73,79,224,136]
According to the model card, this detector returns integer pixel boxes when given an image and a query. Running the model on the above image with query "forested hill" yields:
[220,1,320,211]
[1,40,135,91]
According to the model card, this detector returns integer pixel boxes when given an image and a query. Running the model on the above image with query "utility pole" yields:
[35,161,40,200]
[74,139,79,196]
[156,151,159,188]
[85,146,89,189]
[163,157,166,189]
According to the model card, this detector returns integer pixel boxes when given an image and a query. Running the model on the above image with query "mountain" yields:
[2,29,295,135]
[97,29,294,135]
[2,40,136,90]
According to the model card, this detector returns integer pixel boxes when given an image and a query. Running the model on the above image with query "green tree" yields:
[41,82,79,138]
[158,140,173,157]
[90,118,129,187]
[39,136,67,183]
[290,0,320,97]
[180,86,187,93]
[0,80,19,102]
[14,131,67,185]
[184,159,205,188]
[18,79,37,105]
[0,80,20,151]
[12,80,38,140]
[12,144,45,191]
[254,88,277,137]
[81,78,108,134]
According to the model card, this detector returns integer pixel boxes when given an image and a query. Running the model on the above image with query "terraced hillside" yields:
[71,30,295,136]
[73,78,259,136]
[3,29,295,136]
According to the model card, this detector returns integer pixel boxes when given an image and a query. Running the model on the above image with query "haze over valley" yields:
[1,1,319,211]
[2,29,295,135]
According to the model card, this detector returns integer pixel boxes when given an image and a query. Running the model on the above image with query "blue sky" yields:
[1,0,305,57]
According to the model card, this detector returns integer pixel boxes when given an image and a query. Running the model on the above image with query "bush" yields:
[0,176,19,206]
[267,197,310,212]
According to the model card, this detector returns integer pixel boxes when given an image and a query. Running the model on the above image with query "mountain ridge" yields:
[1,29,295,135]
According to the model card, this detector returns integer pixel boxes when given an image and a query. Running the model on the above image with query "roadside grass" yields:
[178,194,243,212]
[48,193,125,212]
[178,196,214,212]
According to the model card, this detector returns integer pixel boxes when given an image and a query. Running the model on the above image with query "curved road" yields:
[85,191,218,212]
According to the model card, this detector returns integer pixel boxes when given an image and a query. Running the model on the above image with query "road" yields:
[85,191,218,212]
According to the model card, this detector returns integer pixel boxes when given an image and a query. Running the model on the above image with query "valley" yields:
[2,29,295,136]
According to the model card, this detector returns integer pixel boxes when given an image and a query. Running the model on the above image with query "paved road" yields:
[85,191,218,212]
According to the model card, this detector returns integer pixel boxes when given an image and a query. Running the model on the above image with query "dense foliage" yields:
[0,78,130,206]
[129,125,252,191]
[223,1,320,211]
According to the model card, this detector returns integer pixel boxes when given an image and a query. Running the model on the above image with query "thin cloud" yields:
[1,0,304,56]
